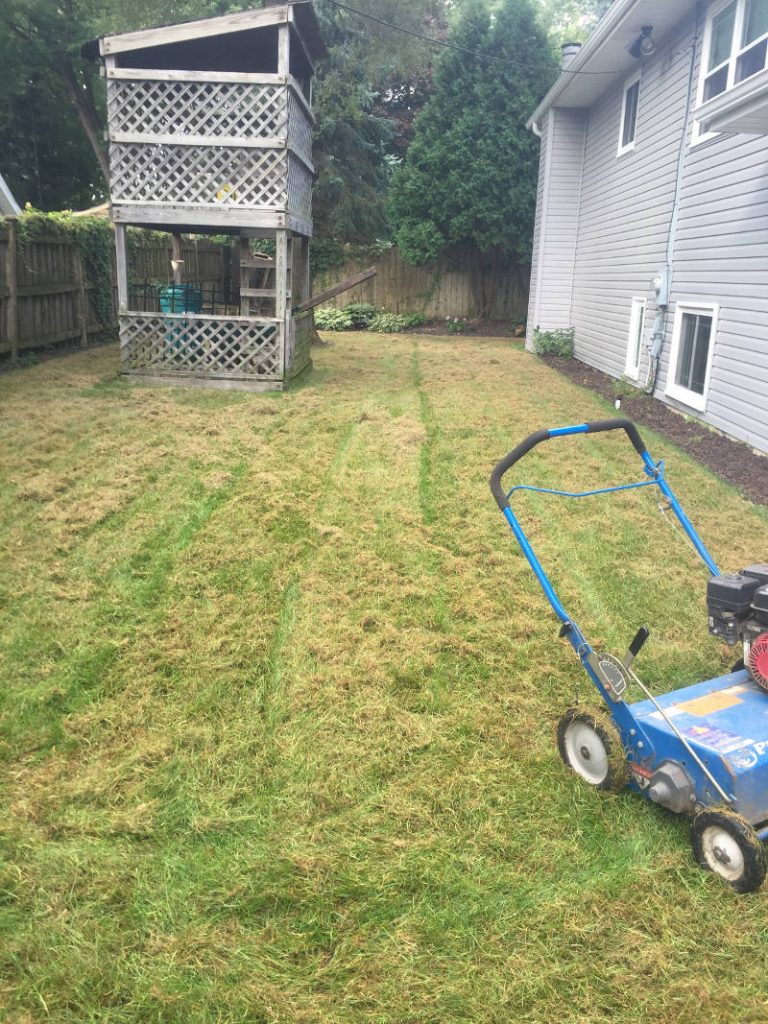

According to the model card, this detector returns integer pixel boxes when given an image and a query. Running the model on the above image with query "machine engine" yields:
[708,564,768,691]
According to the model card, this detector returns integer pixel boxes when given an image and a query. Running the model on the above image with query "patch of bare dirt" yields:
[542,354,768,507]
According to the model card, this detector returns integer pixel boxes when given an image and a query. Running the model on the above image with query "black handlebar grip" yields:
[584,418,647,458]
[489,418,649,511]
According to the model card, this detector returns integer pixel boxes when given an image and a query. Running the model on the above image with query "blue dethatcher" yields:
[490,419,768,893]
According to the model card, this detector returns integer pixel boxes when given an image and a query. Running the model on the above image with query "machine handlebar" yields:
[489,418,649,511]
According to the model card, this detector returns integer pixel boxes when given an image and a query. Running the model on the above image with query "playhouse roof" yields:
[98,3,326,66]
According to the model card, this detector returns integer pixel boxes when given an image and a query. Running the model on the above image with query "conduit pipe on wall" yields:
[647,3,702,395]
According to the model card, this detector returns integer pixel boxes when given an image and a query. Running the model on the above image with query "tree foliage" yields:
[389,0,555,282]
[0,0,254,208]
[535,0,613,44]
[311,0,446,243]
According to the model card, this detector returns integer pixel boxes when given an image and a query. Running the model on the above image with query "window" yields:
[624,298,647,380]
[665,303,719,412]
[701,0,768,103]
[618,75,640,152]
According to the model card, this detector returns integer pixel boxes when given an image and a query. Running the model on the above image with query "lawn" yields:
[1,333,767,1023]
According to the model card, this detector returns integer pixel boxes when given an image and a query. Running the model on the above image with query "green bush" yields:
[343,303,377,329]
[368,311,427,333]
[315,307,354,331]
[445,317,466,335]
[314,306,428,334]
[532,327,575,357]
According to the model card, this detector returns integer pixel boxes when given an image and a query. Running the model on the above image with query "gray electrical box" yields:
[652,265,670,308]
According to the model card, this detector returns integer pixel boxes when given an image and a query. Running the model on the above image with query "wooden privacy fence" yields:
[313,245,531,321]
[0,221,233,361]
[0,220,109,359]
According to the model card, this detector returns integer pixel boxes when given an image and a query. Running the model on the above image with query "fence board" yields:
[0,221,232,359]
[313,245,530,321]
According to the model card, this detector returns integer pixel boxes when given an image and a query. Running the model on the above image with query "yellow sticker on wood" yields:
[675,691,743,717]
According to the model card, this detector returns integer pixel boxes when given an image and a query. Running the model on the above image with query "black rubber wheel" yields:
[556,707,628,794]
[691,807,767,893]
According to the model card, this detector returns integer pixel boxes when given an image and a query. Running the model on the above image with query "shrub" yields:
[532,327,575,358]
[343,303,377,329]
[445,317,465,335]
[368,311,427,333]
[315,306,354,331]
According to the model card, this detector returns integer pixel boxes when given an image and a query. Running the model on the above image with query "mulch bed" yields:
[541,355,768,507]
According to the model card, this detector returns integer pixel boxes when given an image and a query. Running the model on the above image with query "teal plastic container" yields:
[159,285,203,314]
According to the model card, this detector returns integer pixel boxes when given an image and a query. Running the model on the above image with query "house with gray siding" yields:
[527,0,768,454]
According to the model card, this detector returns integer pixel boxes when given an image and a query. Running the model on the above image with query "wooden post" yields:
[74,247,89,348]
[275,228,290,372]
[6,217,19,363]
[239,237,251,316]
[171,233,184,285]
[115,224,129,312]
[278,23,290,75]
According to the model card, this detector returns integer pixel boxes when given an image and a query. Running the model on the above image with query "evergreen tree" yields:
[312,0,445,244]
[388,0,555,314]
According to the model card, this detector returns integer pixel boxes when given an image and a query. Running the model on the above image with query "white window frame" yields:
[665,301,719,412]
[694,0,768,141]
[618,72,641,154]
[624,297,647,380]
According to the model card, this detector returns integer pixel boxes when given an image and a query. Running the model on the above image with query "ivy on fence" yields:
[16,211,115,327]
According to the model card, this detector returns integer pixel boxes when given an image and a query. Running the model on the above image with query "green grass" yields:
[1,333,767,1023]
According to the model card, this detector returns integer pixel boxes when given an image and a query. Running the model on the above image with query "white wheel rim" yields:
[701,826,745,882]
[564,721,609,785]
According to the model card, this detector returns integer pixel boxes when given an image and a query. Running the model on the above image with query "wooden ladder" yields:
[239,239,292,318]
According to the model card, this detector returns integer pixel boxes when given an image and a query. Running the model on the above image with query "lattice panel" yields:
[107,79,288,140]
[120,314,282,378]
[111,144,288,208]
[287,91,314,168]
[287,157,313,222]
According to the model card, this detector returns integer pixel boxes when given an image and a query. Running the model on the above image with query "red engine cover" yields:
[748,633,768,692]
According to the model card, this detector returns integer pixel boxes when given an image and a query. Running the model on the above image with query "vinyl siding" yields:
[571,15,692,381]
[527,108,586,340]
[532,1,768,455]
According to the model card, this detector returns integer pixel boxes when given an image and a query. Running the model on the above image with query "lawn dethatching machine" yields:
[490,418,768,893]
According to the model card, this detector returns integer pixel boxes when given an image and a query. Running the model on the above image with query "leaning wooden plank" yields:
[293,267,377,314]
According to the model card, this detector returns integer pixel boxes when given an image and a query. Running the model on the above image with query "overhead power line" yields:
[294,0,624,76]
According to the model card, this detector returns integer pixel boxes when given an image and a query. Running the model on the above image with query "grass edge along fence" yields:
[0,213,233,363]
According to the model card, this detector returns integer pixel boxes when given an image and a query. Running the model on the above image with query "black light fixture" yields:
[628,26,656,59]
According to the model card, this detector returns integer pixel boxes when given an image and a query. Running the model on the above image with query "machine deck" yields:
[630,670,768,824]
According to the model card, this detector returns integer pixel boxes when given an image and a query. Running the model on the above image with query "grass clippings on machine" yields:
[491,418,768,893]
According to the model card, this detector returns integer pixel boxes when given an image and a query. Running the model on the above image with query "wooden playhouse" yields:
[100,2,326,390]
